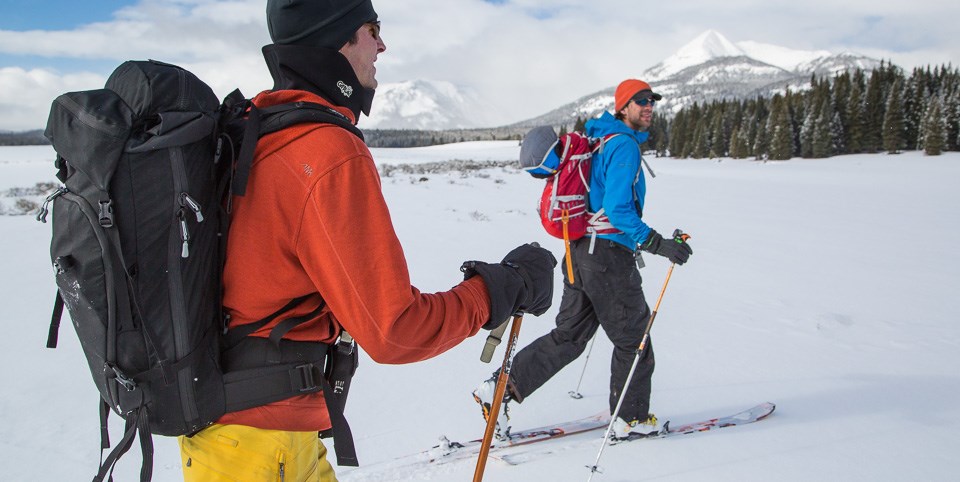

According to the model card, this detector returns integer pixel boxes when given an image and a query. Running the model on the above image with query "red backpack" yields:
[519,127,620,281]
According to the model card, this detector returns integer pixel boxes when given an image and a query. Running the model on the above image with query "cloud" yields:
[0,67,105,131]
[2,0,959,131]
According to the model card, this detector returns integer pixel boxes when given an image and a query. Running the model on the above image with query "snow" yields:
[2,143,959,481]
[645,30,854,83]
[358,80,499,130]
[646,30,746,81]
[736,40,832,72]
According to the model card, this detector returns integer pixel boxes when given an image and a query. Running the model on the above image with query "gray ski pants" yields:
[509,237,655,421]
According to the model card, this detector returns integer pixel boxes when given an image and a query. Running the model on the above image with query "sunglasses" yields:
[632,97,656,107]
[366,21,381,41]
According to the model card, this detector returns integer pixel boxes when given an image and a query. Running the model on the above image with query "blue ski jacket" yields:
[585,111,652,250]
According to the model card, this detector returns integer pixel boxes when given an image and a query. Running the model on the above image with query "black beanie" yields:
[267,0,378,50]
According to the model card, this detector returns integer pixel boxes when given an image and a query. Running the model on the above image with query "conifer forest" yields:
[645,62,959,159]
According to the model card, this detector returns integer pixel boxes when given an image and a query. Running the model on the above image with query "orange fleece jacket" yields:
[217,89,491,431]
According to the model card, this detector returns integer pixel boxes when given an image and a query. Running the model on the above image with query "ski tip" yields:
[759,402,776,418]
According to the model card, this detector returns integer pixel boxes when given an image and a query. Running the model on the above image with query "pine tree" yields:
[862,69,885,152]
[812,97,834,158]
[846,70,866,153]
[767,94,793,160]
[922,98,945,156]
[653,113,670,157]
[944,89,960,151]
[902,69,925,150]
[682,103,703,158]
[573,116,586,133]
[753,117,768,160]
[882,78,905,153]
[832,72,852,154]
[786,88,804,157]
[728,126,742,159]
[668,110,686,158]
[709,109,725,158]
[691,120,709,159]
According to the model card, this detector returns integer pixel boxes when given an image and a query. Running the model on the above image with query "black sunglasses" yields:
[632,97,656,107]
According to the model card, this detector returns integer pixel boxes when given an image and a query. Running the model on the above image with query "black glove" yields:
[641,229,693,265]
[461,243,558,330]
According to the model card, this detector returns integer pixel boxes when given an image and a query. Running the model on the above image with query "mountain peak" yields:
[645,30,744,81]
[683,29,745,58]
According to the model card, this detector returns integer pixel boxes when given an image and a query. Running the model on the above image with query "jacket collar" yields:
[261,43,375,121]
[586,111,650,144]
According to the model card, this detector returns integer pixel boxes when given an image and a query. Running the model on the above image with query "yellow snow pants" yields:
[179,424,336,481]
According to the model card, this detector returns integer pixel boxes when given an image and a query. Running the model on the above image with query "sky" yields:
[2,0,960,131]
[3,143,959,480]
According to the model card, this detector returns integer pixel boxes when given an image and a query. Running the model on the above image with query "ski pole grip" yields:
[480,322,508,363]
[672,229,691,243]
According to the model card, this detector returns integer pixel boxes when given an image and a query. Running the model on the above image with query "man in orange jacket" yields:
[177,1,556,480]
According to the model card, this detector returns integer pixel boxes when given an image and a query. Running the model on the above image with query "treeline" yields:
[665,62,960,159]
[362,127,524,148]
[0,130,49,146]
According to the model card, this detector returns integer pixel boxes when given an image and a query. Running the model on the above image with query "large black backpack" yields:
[39,60,362,481]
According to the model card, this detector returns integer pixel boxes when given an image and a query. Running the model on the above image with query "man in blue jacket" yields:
[474,79,692,441]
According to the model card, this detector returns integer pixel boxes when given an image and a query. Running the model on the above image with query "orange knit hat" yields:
[614,79,662,112]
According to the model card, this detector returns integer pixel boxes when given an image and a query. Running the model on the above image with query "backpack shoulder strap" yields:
[225,95,365,197]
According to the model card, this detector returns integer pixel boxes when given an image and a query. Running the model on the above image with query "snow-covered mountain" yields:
[357,30,880,131]
[513,30,880,129]
[358,79,499,130]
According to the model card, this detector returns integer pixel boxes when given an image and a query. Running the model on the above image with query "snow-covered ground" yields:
[2,143,958,481]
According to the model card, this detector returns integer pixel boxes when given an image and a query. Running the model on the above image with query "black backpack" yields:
[39,60,363,481]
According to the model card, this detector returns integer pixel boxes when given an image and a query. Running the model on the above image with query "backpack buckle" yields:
[98,200,115,228]
[336,331,355,356]
[109,365,137,391]
[292,363,320,393]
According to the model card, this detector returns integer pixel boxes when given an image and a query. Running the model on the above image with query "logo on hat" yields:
[337,81,354,98]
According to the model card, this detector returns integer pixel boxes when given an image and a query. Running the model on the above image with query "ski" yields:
[611,401,776,444]
[424,411,610,465]
[350,402,776,476]
[497,402,776,465]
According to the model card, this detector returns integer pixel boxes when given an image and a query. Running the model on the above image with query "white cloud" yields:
[0,67,105,131]
[2,0,960,131]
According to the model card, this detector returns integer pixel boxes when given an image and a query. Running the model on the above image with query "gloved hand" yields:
[461,243,558,330]
[640,229,693,265]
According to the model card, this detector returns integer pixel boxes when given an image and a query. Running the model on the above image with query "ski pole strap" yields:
[480,322,508,363]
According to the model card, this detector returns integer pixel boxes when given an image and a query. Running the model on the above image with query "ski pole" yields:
[568,333,597,399]
[474,314,524,482]
[586,230,690,480]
